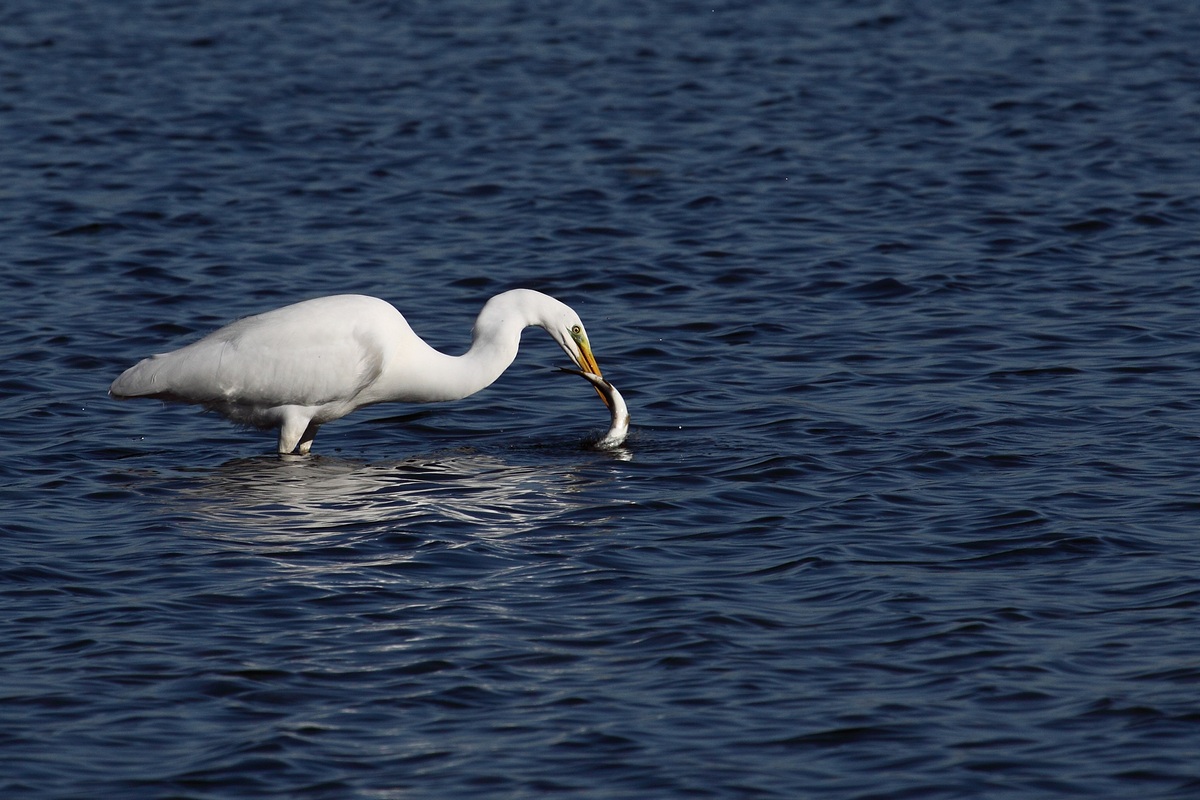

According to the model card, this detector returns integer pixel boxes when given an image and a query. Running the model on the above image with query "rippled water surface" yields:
[4,1,1200,797]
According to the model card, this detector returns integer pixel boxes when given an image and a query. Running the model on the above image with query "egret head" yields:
[560,320,602,376]
[553,317,610,410]
[507,289,608,408]
[478,289,608,405]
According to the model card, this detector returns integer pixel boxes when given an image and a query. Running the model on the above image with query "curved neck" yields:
[453,291,558,397]
[378,291,555,404]
[451,314,527,399]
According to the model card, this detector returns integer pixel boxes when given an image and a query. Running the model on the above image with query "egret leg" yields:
[278,410,314,455]
[296,422,320,455]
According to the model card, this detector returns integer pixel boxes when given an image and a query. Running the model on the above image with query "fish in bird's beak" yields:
[559,368,630,448]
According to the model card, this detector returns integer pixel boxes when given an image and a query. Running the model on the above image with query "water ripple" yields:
[3,0,1200,797]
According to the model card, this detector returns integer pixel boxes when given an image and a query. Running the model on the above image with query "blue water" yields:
[3,1,1200,797]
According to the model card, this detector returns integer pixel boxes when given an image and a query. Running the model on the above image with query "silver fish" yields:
[561,369,630,448]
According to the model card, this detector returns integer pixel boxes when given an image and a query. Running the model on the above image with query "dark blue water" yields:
[4,1,1200,797]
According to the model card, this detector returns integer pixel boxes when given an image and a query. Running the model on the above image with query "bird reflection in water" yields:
[178,449,627,543]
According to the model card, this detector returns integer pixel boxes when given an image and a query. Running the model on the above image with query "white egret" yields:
[561,369,630,448]
[110,289,607,454]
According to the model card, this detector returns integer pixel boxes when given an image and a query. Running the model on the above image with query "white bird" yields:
[110,289,607,454]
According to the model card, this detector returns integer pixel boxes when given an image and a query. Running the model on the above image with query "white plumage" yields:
[110,289,605,454]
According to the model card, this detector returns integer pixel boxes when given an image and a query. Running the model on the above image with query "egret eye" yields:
[571,325,582,336]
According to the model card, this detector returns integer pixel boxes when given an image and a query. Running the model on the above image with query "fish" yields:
[560,369,630,448]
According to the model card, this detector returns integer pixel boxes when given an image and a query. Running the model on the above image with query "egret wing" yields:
[112,298,388,407]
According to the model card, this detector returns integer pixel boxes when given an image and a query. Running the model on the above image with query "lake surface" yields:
[3,1,1200,797]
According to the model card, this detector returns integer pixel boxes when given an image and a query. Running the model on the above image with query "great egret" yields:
[110,289,607,454]
[561,369,629,448]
